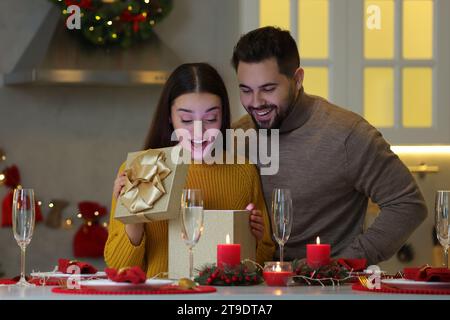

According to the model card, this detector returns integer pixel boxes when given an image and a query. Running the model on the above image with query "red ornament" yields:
[120,11,147,33]
[73,201,108,257]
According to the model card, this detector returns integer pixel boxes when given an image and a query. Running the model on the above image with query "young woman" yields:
[104,63,275,277]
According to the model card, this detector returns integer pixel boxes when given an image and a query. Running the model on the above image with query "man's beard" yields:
[248,103,281,129]
[248,90,298,129]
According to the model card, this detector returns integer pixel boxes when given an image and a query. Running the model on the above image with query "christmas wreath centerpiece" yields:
[194,260,264,286]
[291,258,367,286]
[49,0,173,47]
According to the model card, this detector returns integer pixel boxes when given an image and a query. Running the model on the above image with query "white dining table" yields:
[1,283,449,300]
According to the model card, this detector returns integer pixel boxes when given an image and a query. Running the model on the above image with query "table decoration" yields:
[262,261,293,286]
[291,258,367,286]
[194,260,263,286]
[352,282,450,295]
[0,276,61,286]
[51,275,216,295]
[306,236,330,268]
[58,258,98,274]
[217,234,240,268]
[403,265,450,282]
[105,266,147,284]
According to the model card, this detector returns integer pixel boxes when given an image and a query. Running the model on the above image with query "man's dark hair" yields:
[231,26,300,77]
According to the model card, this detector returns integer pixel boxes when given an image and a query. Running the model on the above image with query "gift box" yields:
[114,145,189,224]
[168,210,256,278]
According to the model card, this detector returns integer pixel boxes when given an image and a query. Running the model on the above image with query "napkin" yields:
[105,266,147,284]
[337,258,367,272]
[58,259,98,274]
[403,265,450,282]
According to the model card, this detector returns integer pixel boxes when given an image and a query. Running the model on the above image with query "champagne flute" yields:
[271,188,293,264]
[435,190,450,268]
[180,189,204,279]
[12,188,36,287]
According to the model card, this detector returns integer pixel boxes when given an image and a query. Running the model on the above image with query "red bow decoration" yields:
[121,11,147,33]
[1,165,43,227]
[73,201,108,258]
[105,266,147,284]
[64,0,93,9]
[58,258,98,274]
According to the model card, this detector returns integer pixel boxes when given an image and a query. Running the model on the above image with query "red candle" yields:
[217,234,241,269]
[306,236,331,268]
[263,262,293,286]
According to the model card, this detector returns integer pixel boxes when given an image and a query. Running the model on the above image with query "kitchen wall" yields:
[0,0,241,277]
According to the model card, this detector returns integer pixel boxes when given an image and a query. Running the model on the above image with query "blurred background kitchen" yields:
[0,0,449,277]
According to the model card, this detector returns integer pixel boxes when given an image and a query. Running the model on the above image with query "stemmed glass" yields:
[435,190,450,268]
[180,189,204,279]
[12,188,36,286]
[271,188,293,264]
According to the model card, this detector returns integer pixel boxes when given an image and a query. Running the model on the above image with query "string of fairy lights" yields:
[0,147,108,230]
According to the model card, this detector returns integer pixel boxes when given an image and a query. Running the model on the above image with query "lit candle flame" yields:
[226,234,230,244]
[316,236,320,245]
[275,264,281,272]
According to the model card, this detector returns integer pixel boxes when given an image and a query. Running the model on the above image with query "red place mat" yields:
[0,278,62,286]
[352,283,450,295]
[51,285,217,295]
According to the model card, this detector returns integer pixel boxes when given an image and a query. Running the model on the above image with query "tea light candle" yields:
[217,234,241,268]
[263,262,293,286]
[306,236,331,268]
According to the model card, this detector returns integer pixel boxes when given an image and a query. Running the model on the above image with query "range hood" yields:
[4,6,181,86]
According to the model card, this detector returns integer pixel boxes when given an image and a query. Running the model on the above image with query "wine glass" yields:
[271,188,293,264]
[180,189,204,279]
[12,188,36,287]
[435,190,450,268]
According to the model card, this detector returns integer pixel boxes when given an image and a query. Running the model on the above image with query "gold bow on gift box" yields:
[119,149,172,214]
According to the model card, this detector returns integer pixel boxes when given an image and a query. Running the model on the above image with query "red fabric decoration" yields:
[121,11,147,33]
[0,278,60,286]
[73,201,108,258]
[64,0,93,9]
[403,266,450,282]
[352,283,450,295]
[337,258,367,272]
[3,165,20,188]
[73,223,108,257]
[105,266,147,284]
[58,258,98,274]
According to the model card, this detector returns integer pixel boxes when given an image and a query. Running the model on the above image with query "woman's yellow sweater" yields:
[104,162,275,277]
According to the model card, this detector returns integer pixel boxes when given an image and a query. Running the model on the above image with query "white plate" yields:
[382,278,450,290]
[79,279,174,291]
[31,271,107,280]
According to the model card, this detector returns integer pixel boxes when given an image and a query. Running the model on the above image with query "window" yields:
[240,0,450,144]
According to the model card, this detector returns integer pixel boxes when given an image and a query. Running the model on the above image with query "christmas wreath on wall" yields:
[49,0,173,47]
